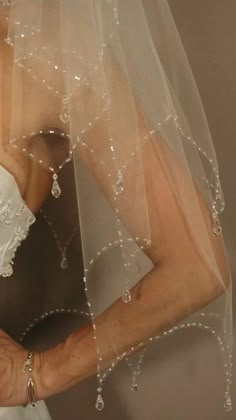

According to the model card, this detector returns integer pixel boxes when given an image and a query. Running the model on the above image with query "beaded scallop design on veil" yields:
[0,165,35,277]
[0,0,233,415]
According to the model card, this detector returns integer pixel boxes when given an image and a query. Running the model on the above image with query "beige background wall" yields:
[45,2,236,419]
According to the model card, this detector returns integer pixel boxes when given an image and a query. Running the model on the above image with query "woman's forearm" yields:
[36,248,223,401]
[35,138,229,401]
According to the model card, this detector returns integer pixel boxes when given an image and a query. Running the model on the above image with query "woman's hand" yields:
[0,329,29,407]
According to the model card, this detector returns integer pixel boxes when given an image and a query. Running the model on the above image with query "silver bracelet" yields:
[22,351,38,407]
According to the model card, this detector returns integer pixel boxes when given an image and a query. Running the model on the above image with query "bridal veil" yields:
[0,0,233,415]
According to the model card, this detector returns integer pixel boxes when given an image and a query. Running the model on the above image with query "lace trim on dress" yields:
[0,165,35,277]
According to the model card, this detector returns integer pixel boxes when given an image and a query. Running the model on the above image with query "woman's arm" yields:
[36,248,225,400]
[35,52,229,397]
[35,132,229,400]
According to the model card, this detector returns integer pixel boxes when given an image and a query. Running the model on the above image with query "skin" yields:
[0,5,231,407]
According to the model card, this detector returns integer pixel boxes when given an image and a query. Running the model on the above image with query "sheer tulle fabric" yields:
[0,0,233,414]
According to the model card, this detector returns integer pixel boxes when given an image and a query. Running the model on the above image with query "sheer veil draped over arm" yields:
[0,0,233,414]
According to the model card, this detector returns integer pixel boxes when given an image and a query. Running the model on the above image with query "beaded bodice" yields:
[0,165,35,277]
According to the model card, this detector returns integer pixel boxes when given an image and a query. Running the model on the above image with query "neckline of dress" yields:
[0,163,35,217]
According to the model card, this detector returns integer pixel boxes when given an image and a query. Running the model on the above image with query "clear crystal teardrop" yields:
[59,108,70,125]
[60,256,68,270]
[113,179,124,195]
[51,174,61,198]
[224,383,232,412]
[211,212,222,235]
[95,394,104,411]
[224,392,232,412]
[131,381,138,392]
[112,171,124,195]
[122,289,132,303]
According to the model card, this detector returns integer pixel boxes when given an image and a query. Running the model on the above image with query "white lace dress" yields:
[0,164,52,420]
